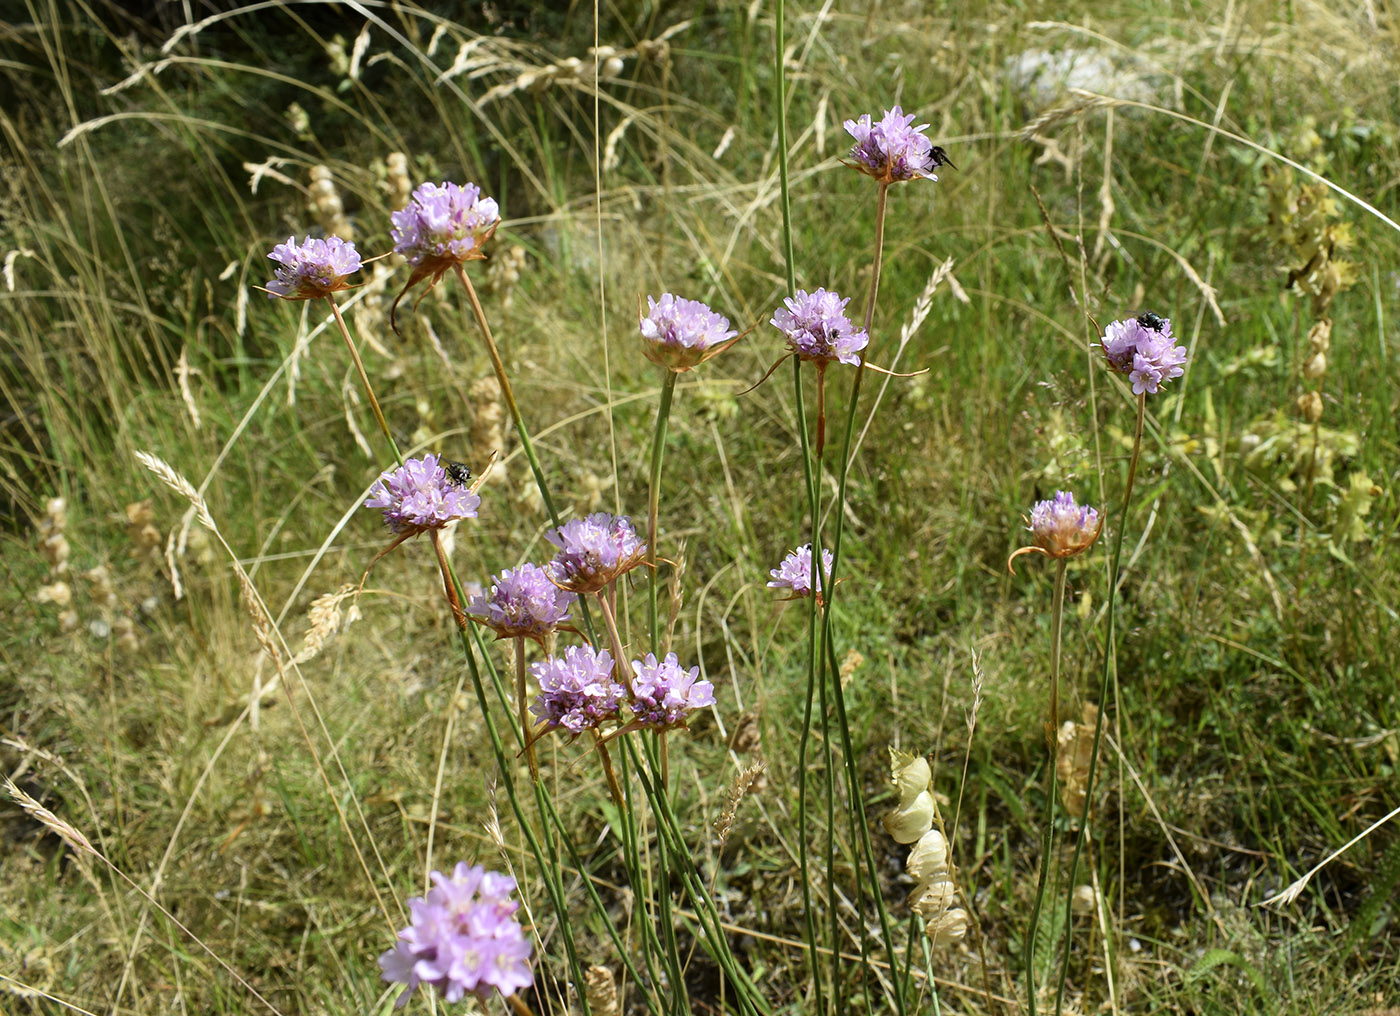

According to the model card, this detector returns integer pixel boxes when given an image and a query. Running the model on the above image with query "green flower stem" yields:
[773,0,826,1006]
[450,263,596,640]
[452,264,562,526]
[1025,558,1069,1013]
[817,178,908,1015]
[629,735,771,1016]
[824,636,901,1011]
[326,295,401,465]
[514,636,538,782]
[647,368,679,649]
[1054,391,1146,1016]
[429,537,589,1006]
[590,584,686,1013]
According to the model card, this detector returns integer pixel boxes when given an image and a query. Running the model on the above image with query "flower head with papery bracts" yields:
[264,235,362,300]
[629,652,715,729]
[377,862,533,1008]
[544,512,647,594]
[364,453,480,536]
[531,644,626,734]
[466,563,576,642]
[843,106,952,184]
[1099,315,1188,395]
[768,543,835,599]
[639,293,740,371]
[1008,491,1103,572]
[391,181,500,268]
[771,289,869,366]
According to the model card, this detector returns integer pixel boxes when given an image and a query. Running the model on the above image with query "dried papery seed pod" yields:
[36,582,72,608]
[601,56,625,79]
[40,532,70,572]
[1056,703,1098,820]
[385,152,413,210]
[1303,351,1327,379]
[911,876,957,917]
[113,615,141,653]
[1307,317,1331,354]
[1297,390,1324,423]
[883,789,936,843]
[890,750,931,801]
[926,907,969,948]
[1072,883,1099,915]
[308,165,352,240]
[906,828,949,882]
[585,966,619,1016]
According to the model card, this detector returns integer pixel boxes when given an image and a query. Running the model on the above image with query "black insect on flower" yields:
[443,461,473,488]
[1136,311,1167,332]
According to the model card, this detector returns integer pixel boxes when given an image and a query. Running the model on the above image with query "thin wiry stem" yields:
[327,295,401,464]
[1025,558,1069,1013]
[515,636,538,781]
[818,179,908,1015]
[646,369,678,648]
[775,0,825,1007]
[1054,392,1146,1016]
[451,263,561,528]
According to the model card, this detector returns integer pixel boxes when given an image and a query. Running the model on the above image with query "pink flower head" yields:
[1099,314,1188,395]
[544,512,647,594]
[391,181,500,267]
[629,652,715,729]
[843,106,952,184]
[639,293,739,371]
[531,644,626,733]
[771,288,869,366]
[768,544,834,599]
[378,862,533,1007]
[264,235,361,300]
[1008,491,1103,573]
[466,563,576,642]
[364,453,480,535]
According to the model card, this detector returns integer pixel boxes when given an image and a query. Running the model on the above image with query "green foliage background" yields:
[2,0,1398,1012]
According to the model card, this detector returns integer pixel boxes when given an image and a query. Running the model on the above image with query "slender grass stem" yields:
[451,264,562,529]
[326,295,400,464]
[1025,559,1069,1014]
[647,369,679,648]
[1054,393,1146,1016]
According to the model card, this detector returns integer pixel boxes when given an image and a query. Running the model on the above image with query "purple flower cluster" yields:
[378,862,533,1007]
[391,181,500,267]
[629,652,716,728]
[544,512,647,593]
[530,645,626,733]
[364,453,481,535]
[1028,491,1102,558]
[1099,316,1188,395]
[467,563,575,641]
[843,106,941,183]
[771,289,869,366]
[768,544,835,598]
[639,293,738,371]
[265,235,361,300]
